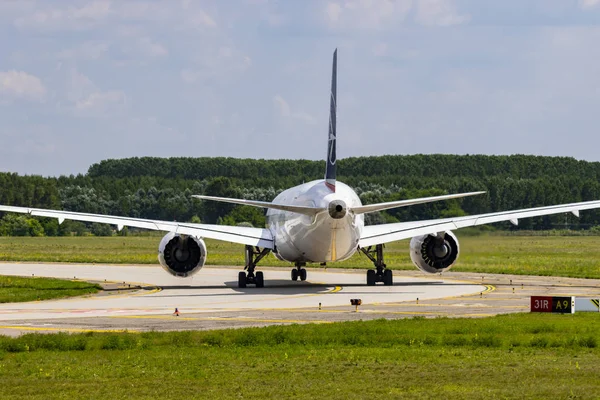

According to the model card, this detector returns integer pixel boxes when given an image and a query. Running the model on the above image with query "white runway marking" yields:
[0,263,486,321]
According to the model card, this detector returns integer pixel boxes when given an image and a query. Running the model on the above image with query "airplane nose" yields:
[328,200,347,219]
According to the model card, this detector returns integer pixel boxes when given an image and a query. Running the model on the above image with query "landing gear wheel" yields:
[238,271,247,288]
[242,245,271,288]
[366,269,376,286]
[360,244,388,287]
[383,269,393,286]
[255,271,264,288]
[299,268,307,281]
[291,269,299,281]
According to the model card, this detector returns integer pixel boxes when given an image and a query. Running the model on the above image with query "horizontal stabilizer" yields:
[350,191,486,215]
[192,195,326,216]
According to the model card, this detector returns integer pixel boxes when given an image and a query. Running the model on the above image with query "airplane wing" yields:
[358,200,600,247]
[0,205,274,248]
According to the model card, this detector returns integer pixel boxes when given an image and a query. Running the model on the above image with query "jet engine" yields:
[409,231,459,274]
[158,232,207,277]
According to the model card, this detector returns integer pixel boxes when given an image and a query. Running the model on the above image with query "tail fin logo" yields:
[328,119,336,166]
[325,49,337,192]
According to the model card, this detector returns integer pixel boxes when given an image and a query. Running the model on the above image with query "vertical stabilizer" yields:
[325,49,337,192]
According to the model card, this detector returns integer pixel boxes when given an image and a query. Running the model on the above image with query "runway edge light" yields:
[350,299,362,312]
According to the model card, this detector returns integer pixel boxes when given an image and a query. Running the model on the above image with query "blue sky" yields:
[1,0,599,176]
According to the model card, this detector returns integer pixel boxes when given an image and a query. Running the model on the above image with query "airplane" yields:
[3,49,600,288]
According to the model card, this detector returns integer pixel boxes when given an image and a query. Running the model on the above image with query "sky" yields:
[1,0,600,177]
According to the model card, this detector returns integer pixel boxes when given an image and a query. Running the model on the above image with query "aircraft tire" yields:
[383,269,393,286]
[366,269,376,286]
[238,271,247,288]
[255,271,264,288]
[300,268,307,281]
[291,269,299,281]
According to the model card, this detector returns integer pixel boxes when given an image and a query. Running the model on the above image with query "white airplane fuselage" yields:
[266,180,364,263]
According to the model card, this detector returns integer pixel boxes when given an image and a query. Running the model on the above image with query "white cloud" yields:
[326,3,342,22]
[372,42,388,56]
[135,37,169,58]
[0,2,36,21]
[75,0,111,19]
[66,70,97,103]
[76,90,126,111]
[0,70,46,102]
[324,0,411,30]
[580,0,600,9]
[14,0,112,31]
[273,95,315,124]
[416,0,470,26]
[323,0,469,29]
[192,9,218,27]
[58,41,110,61]
[273,95,291,116]
[180,46,252,84]
[64,69,126,116]
[218,47,233,58]
[180,69,201,84]
[180,1,218,28]
[14,1,216,32]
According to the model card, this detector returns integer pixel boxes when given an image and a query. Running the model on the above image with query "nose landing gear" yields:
[291,262,307,281]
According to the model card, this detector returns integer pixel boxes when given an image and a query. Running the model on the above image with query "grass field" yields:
[1,234,600,279]
[0,275,101,303]
[0,313,598,399]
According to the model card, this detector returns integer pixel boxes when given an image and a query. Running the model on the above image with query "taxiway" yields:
[0,263,598,336]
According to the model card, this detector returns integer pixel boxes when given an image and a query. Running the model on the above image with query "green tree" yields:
[27,218,45,237]
[91,223,113,236]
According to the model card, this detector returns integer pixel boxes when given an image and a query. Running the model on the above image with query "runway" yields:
[1,263,599,336]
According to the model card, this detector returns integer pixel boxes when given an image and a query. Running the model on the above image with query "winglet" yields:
[325,48,337,192]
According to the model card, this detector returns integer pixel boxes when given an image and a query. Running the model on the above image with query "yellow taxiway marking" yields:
[0,325,138,333]
[110,315,333,324]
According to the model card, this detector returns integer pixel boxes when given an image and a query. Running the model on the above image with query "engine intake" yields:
[409,231,459,274]
[158,232,207,277]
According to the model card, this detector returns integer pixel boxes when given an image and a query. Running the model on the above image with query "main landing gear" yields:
[291,262,307,281]
[238,245,270,288]
[359,244,393,286]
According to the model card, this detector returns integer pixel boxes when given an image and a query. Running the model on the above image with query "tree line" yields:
[2,154,600,236]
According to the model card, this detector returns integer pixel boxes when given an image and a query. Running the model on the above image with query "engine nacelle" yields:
[158,232,207,277]
[409,231,459,274]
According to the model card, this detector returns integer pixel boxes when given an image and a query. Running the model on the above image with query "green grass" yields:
[1,234,600,279]
[0,314,598,399]
[0,275,101,303]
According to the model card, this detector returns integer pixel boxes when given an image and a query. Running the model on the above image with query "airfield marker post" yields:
[350,299,362,312]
